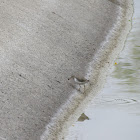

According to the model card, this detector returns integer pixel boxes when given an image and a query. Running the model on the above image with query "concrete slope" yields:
[0,0,133,140]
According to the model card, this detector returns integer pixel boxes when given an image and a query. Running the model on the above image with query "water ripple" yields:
[97,98,138,105]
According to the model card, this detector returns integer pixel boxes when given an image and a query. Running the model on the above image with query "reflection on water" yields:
[66,0,140,140]
[77,113,89,122]
[113,21,140,91]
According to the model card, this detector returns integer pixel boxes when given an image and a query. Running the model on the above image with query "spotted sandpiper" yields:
[68,76,89,92]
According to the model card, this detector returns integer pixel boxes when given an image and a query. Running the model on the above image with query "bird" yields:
[68,76,89,92]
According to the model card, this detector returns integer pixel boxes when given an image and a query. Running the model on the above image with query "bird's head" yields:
[68,75,74,80]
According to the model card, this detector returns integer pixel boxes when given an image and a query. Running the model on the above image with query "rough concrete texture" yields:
[0,0,132,140]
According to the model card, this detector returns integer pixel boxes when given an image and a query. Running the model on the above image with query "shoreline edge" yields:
[41,0,134,140]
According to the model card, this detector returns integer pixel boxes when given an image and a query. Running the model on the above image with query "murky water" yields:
[66,1,140,140]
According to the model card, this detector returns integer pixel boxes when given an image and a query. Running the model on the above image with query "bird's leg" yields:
[78,85,81,92]
[84,85,85,93]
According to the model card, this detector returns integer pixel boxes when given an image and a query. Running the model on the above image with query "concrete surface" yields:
[0,0,132,140]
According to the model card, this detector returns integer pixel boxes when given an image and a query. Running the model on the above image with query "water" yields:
[66,0,140,140]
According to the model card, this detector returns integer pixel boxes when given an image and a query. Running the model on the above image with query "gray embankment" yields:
[0,0,133,140]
